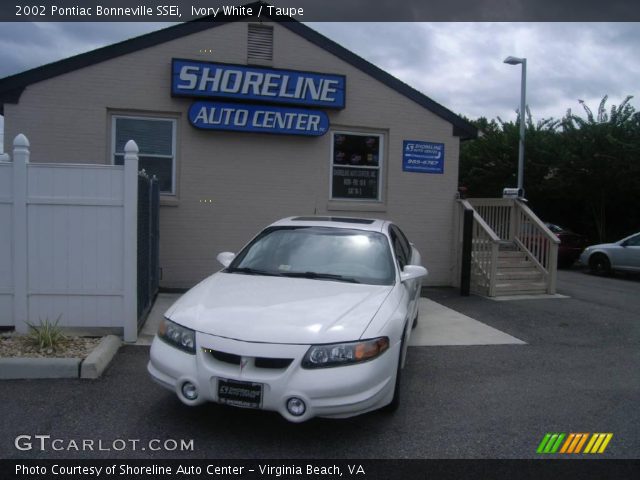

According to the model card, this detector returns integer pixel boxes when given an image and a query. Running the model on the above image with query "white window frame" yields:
[330,130,384,202]
[111,115,177,195]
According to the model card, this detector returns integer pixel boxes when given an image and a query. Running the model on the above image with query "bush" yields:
[26,315,66,351]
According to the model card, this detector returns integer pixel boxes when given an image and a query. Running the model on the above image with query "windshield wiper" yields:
[280,271,360,283]
[226,267,282,277]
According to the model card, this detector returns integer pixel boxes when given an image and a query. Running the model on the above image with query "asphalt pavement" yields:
[1,268,638,459]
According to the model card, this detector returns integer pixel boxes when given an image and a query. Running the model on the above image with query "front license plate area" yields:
[217,378,263,409]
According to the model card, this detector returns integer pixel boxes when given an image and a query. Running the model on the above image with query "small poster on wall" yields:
[402,140,445,174]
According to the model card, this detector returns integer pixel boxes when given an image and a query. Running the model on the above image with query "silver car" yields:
[579,232,640,275]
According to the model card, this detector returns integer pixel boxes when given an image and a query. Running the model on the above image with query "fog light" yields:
[286,397,306,417]
[182,382,198,400]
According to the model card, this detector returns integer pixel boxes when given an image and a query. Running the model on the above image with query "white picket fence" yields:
[0,134,141,341]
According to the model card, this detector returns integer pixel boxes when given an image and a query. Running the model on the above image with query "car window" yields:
[229,226,396,285]
[389,225,411,268]
[625,234,640,246]
[389,227,407,269]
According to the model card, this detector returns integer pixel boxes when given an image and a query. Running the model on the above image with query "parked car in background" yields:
[544,223,588,268]
[148,216,428,422]
[579,232,640,275]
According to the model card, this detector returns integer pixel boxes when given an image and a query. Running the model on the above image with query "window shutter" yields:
[247,24,273,64]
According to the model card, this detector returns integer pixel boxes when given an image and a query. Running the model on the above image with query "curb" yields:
[0,357,81,379]
[80,335,122,379]
[0,335,122,380]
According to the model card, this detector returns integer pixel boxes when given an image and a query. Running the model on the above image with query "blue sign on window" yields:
[188,101,329,136]
[402,140,445,174]
[173,59,346,109]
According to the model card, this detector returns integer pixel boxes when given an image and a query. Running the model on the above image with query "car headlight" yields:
[158,318,196,354]
[301,337,389,369]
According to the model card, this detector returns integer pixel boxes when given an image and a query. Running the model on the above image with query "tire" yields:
[589,253,611,276]
[382,328,406,413]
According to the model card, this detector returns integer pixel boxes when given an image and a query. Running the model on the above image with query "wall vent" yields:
[247,24,273,64]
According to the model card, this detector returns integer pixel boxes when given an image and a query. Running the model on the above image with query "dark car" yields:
[545,223,588,268]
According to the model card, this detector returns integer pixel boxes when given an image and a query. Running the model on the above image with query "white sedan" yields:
[579,231,640,275]
[148,216,427,422]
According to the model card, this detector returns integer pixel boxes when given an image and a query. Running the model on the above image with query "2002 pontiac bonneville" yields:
[148,216,427,422]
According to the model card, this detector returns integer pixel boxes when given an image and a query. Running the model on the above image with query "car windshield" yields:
[228,226,396,285]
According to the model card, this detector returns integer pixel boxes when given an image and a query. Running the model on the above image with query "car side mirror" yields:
[216,252,236,268]
[400,265,428,282]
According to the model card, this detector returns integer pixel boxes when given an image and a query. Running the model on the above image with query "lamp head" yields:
[504,56,525,65]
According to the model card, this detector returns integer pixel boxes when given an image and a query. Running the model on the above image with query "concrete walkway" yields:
[137,294,525,347]
[410,298,525,346]
[136,293,179,345]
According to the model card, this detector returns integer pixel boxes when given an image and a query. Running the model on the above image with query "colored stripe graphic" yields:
[538,433,613,454]
[537,433,565,454]
[584,433,613,454]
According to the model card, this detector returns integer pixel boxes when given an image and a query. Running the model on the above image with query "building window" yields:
[112,116,176,194]
[331,132,383,201]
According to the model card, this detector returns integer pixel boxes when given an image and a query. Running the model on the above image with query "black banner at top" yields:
[1,0,640,22]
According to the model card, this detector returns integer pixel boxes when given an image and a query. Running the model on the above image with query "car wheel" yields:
[589,254,611,276]
[382,327,406,413]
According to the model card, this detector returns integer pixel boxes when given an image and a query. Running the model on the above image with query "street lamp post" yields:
[504,56,527,197]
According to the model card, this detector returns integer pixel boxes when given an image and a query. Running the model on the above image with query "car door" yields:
[389,225,421,321]
[619,233,640,271]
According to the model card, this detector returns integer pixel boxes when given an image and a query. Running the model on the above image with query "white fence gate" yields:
[0,134,141,341]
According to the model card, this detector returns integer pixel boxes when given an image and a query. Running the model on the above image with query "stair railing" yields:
[512,201,560,294]
[459,200,501,296]
[464,198,560,295]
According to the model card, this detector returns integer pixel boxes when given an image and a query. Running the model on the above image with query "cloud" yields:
[309,22,640,122]
[0,22,169,77]
[1,21,639,124]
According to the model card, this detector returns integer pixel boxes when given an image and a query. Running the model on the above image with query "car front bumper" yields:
[578,250,591,266]
[148,331,398,422]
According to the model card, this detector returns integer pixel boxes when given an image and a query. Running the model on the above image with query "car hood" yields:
[585,242,617,250]
[164,272,394,344]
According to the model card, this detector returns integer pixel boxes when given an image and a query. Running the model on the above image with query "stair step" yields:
[494,280,548,296]
[473,251,528,260]
[496,270,543,280]
[498,240,518,251]
[497,259,535,268]
[497,250,527,258]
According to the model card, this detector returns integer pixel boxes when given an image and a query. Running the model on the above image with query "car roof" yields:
[269,216,389,233]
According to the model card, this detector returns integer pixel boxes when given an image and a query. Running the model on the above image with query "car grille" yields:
[208,349,293,370]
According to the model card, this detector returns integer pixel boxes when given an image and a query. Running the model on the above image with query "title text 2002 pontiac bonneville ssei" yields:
[148,216,428,422]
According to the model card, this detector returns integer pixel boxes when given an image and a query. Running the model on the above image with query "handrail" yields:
[460,198,560,296]
[516,201,561,244]
[512,200,560,294]
[460,200,501,242]
[459,200,500,296]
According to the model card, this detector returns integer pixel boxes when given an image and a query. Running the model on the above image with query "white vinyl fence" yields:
[0,134,140,341]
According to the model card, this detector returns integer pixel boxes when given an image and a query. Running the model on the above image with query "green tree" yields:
[459,95,640,242]
[557,96,640,241]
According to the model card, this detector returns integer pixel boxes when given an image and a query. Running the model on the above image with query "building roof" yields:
[0,2,477,139]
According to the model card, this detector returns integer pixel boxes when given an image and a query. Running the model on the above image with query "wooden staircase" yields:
[493,245,547,296]
[472,246,547,296]
[458,198,559,297]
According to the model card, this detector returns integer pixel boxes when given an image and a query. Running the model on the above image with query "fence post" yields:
[123,140,139,342]
[460,208,474,296]
[12,134,29,333]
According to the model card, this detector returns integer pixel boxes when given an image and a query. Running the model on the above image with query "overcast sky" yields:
[1,21,639,145]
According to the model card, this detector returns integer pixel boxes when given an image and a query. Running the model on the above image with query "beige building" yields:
[0,17,476,289]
